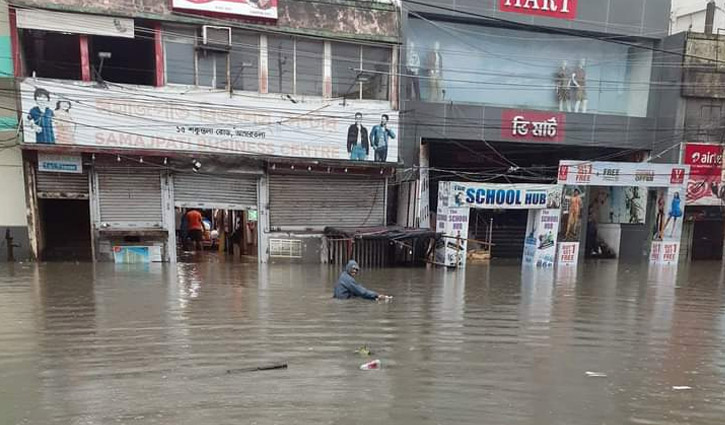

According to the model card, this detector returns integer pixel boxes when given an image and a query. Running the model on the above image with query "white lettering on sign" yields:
[512,116,558,138]
[503,0,571,14]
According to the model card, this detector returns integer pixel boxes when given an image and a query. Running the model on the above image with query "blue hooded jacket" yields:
[333,260,379,300]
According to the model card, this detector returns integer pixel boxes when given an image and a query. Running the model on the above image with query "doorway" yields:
[692,220,724,260]
[176,207,258,261]
[39,199,92,261]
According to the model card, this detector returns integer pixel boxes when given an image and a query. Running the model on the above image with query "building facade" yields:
[397,0,677,261]
[13,0,400,263]
[670,0,725,34]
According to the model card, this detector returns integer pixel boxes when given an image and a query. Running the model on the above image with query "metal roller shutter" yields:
[174,173,258,209]
[97,168,163,225]
[36,171,89,199]
[269,175,385,227]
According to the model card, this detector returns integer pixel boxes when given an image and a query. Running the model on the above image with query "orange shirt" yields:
[186,210,203,231]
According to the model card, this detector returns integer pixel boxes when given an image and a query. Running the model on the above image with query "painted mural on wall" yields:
[21,79,399,163]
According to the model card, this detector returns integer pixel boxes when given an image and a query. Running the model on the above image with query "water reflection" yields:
[0,260,724,424]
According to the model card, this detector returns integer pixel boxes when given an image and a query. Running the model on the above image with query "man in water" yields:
[333,260,391,301]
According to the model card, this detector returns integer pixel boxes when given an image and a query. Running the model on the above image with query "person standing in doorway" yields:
[370,114,395,162]
[347,112,369,161]
[186,209,204,252]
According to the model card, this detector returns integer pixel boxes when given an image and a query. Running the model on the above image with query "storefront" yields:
[265,168,390,263]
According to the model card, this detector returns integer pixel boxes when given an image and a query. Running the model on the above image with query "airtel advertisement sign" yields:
[684,143,724,206]
[499,0,578,20]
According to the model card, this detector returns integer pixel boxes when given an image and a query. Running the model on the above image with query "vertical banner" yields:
[651,188,684,264]
[523,209,560,268]
[435,182,470,268]
[418,142,431,228]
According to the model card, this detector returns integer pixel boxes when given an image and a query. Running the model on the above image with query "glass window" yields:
[296,39,323,96]
[362,46,390,101]
[407,18,654,117]
[230,31,259,92]
[332,42,361,99]
[267,35,294,94]
[164,26,196,85]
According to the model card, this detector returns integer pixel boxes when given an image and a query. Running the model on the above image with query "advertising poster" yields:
[588,186,647,224]
[558,161,688,188]
[435,182,470,268]
[447,182,561,210]
[21,80,398,163]
[559,185,584,242]
[523,209,560,268]
[172,0,278,20]
[557,242,580,266]
[684,143,724,206]
[112,246,163,264]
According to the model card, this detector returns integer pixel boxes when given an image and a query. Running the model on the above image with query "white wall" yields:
[671,0,725,34]
[0,146,27,227]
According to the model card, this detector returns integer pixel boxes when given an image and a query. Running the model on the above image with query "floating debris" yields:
[585,371,608,378]
[360,359,381,371]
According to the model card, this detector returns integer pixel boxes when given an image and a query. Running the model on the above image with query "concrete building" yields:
[11,0,400,264]
[396,0,678,261]
[0,1,29,262]
[671,0,725,34]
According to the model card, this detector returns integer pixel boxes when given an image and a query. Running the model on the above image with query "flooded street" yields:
[2,261,725,425]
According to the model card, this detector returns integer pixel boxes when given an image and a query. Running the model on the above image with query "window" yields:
[267,37,323,97]
[267,35,294,94]
[332,42,391,100]
[164,26,196,85]
[197,50,228,89]
[89,26,155,85]
[20,30,81,80]
[230,31,259,92]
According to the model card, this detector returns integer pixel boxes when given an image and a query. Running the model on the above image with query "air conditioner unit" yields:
[202,25,232,51]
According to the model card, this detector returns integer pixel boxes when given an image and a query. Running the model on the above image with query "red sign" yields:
[499,0,578,20]
[684,143,723,205]
[558,165,569,182]
[502,110,565,142]
[684,143,723,177]
[670,168,685,185]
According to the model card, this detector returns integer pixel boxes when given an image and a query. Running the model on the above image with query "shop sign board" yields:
[499,0,578,20]
[446,182,562,210]
[684,143,724,206]
[502,110,565,143]
[37,153,83,174]
[21,79,397,163]
[650,241,679,265]
[172,0,278,20]
[523,208,560,267]
[558,161,689,188]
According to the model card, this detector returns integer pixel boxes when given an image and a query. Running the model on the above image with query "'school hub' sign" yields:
[499,0,578,20]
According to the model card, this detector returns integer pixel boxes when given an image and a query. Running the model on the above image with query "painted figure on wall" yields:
[370,114,395,162]
[27,88,55,144]
[662,192,683,238]
[54,100,76,145]
[347,112,369,161]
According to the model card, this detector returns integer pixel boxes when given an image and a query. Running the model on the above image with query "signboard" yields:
[650,241,679,265]
[112,246,163,263]
[499,0,578,20]
[435,182,470,267]
[523,208,560,267]
[418,143,431,229]
[21,80,397,163]
[446,183,562,210]
[37,153,83,174]
[684,143,724,206]
[172,0,278,20]
[558,161,690,188]
[557,242,579,265]
[502,110,565,143]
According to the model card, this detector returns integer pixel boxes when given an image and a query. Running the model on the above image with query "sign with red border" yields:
[499,0,578,20]
[172,0,278,20]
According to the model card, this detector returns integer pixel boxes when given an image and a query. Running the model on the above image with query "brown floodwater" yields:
[1,260,724,425]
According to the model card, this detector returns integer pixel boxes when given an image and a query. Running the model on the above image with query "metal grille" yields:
[174,173,258,210]
[36,171,88,199]
[97,168,163,225]
[269,175,385,227]
[269,239,303,258]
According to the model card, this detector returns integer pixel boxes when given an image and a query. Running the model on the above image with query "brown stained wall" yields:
[683,33,725,99]
[10,0,399,41]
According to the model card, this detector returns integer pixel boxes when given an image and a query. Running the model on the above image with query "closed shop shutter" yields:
[269,175,385,227]
[36,171,89,199]
[96,168,163,226]
[174,173,258,210]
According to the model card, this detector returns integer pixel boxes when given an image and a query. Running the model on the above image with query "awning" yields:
[16,9,135,38]
[324,226,440,240]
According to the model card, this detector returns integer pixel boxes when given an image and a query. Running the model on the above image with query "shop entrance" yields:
[39,199,92,261]
[692,220,724,261]
[176,207,258,261]
[469,209,528,258]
